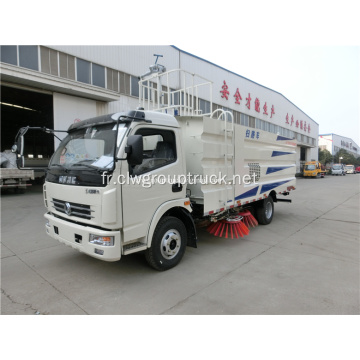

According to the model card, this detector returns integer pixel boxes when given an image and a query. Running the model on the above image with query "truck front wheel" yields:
[256,197,274,225]
[145,216,187,271]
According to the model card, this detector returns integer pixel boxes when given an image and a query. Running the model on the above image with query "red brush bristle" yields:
[233,224,239,238]
[236,223,244,237]
[207,223,216,234]
[237,210,258,228]
[239,221,249,236]
[206,212,253,238]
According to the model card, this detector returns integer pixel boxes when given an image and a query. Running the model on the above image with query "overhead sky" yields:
[176,45,360,146]
[3,1,359,146]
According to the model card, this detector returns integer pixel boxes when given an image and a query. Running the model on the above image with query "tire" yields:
[256,197,274,225]
[145,216,187,271]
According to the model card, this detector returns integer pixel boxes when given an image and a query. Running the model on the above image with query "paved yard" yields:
[1,175,359,315]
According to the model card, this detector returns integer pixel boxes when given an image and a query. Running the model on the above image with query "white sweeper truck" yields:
[12,69,296,271]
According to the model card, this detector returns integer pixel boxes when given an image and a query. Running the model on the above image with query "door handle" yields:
[172,183,183,192]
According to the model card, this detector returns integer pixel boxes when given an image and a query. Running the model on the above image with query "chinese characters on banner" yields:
[220,81,274,116]
[220,81,229,100]
[285,112,311,133]
[220,80,310,134]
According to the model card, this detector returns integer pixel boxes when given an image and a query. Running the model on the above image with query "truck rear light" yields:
[89,234,114,246]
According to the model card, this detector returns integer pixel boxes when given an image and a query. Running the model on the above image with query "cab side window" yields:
[131,129,176,175]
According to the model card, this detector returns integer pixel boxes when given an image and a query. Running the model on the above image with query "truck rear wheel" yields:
[256,197,274,225]
[145,216,187,271]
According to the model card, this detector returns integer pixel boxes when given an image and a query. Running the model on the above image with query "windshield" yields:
[344,165,353,170]
[49,123,127,170]
[332,165,341,170]
[305,165,316,170]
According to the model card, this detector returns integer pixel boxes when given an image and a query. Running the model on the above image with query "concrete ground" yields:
[1,174,359,315]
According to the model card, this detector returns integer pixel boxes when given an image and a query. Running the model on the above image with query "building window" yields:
[130,75,139,97]
[92,63,105,88]
[140,80,152,100]
[222,107,233,122]
[77,58,91,84]
[233,111,241,124]
[119,72,130,95]
[249,116,255,128]
[19,45,38,71]
[106,68,119,92]
[1,45,17,65]
[40,47,58,76]
[59,52,75,80]
[212,103,221,113]
[199,99,211,114]
[170,89,183,106]
[241,113,249,126]
[160,85,169,105]
[261,120,267,131]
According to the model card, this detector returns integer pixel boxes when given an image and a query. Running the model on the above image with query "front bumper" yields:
[44,212,121,261]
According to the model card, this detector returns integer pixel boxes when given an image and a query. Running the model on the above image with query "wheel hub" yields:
[161,229,181,259]
[265,201,273,219]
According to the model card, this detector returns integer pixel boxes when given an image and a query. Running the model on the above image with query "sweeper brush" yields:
[207,215,250,239]
[237,210,258,228]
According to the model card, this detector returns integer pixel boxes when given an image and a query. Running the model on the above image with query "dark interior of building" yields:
[1,85,54,157]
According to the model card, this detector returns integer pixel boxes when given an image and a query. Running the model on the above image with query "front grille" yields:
[51,198,94,219]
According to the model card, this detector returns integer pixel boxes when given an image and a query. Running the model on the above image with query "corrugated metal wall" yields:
[48,45,317,136]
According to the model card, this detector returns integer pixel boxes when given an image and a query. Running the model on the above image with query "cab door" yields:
[121,126,185,243]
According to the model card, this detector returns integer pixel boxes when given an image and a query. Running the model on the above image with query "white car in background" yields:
[344,164,355,174]
[332,164,345,176]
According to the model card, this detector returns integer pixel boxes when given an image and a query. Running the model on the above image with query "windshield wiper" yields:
[70,162,110,172]
[50,163,68,172]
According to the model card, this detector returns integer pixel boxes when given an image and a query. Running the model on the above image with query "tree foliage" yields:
[333,148,358,165]
[319,148,333,166]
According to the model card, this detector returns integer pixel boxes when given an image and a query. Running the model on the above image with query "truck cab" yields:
[14,110,197,271]
[331,163,345,176]
[303,161,325,178]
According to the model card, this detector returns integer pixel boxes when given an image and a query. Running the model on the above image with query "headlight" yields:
[89,234,114,246]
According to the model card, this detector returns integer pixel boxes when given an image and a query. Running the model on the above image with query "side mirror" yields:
[126,135,143,166]
[12,132,24,155]
[12,132,25,169]
[12,127,53,170]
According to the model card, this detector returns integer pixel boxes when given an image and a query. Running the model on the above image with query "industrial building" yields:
[1,45,319,173]
[319,133,359,158]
